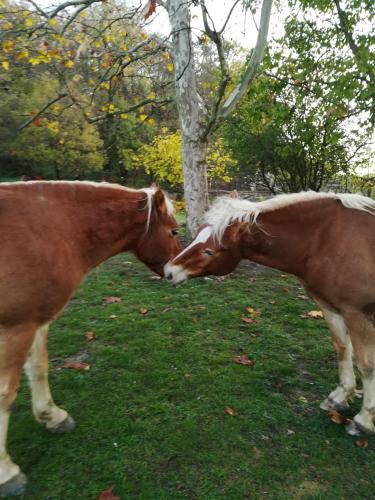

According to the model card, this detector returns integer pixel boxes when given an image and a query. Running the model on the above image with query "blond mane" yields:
[205,191,375,241]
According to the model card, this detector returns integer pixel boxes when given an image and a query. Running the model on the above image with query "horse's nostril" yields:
[166,273,173,281]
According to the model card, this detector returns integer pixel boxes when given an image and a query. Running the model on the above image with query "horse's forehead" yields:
[194,226,213,244]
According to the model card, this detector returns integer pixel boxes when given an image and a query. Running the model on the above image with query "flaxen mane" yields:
[205,191,375,242]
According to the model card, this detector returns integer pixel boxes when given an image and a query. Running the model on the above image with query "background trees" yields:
[0,0,373,227]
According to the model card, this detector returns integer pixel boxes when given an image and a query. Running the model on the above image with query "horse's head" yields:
[164,221,245,285]
[135,188,182,276]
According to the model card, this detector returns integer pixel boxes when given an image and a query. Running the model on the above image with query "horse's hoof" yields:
[48,415,76,434]
[0,473,27,497]
[345,419,375,437]
[320,397,349,412]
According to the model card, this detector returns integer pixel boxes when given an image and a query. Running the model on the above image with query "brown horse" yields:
[0,181,181,497]
[165,191,375,438]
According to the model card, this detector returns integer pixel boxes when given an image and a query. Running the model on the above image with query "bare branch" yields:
[88,98,172,123]
[18,93,68,130]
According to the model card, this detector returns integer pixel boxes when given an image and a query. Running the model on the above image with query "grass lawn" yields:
[8,253,375,499]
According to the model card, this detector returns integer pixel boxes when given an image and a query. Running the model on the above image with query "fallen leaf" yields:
[307,310,323,319]
[225,406,238,417]
[280,274,288,278]
[245,307,261,317]
[162,307,173,313]
[297,294,309,300]
[232,354,254,368]
[150,275,161,280]
[104,296,122,304]
[139,307,148,315]
[282,287,289,293]
[329,409,349,425]
[109,314,117,319]
[62,360,90,371]
[355,440,368,448]
[97,486,120,500]
[241,315,257,324]
[269,299,276,304]
[85,331,95,341]
[287,429,295,435]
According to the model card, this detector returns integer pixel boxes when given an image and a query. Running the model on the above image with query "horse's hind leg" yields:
[24,324,75,433]
[0,324,36,497]
[320,309,356,411]
[343,309,375,435]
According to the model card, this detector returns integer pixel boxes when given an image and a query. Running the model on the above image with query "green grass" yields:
[8,255,375,499]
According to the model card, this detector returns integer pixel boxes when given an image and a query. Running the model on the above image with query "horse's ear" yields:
[227,221,248,245]
[229,190,239,199]
[153,188,167,215]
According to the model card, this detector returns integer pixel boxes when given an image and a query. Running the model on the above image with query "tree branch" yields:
[18,93,69,130]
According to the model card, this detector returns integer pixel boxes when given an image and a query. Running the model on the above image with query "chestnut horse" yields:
[165,191,375,437]
[0,181,181,497]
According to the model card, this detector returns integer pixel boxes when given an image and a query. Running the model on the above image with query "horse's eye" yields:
[171,229,179,236]
[203,248,215,256]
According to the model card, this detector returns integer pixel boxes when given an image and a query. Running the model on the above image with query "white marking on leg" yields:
[0,381,20,485]
[354,370,375,433]
[24,324,68,429]
[321,309,356,408]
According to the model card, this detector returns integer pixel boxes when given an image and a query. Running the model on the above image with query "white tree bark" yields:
[163,0,273,235]
[167,0,208,235]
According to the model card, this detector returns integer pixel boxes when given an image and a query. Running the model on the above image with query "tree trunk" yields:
[167,0,208,235]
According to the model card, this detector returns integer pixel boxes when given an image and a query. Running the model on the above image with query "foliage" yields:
[132,129,237,190]
[222,1,374,193]
[0,73,104,178]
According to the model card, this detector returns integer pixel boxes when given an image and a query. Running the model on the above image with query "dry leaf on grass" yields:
[62,360,90,371]
[139,307,148,315]
[329,409,349,425]
[300,310,324,319]
[85,331,95,342]
[355,440,368,448]
[97,486,120,500]
[232,354,254,368]
[241,315,257,324]
[225,406,238,417]
[104,296,122,304]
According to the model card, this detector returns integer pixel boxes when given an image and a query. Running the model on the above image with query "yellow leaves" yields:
[24,17,34,27]
[147,118,155,126]
[99,81,110,90]
[59,137,65,145]
[2,21,13,30]
[15,49,29,60]
[1,60,9,70]
[140,32,148,41]
[162,52,170,60]
[63,60,74,68]
[108,103,116,113]
[139,114,147,121]
[72,74,82,83]
[51,104,61,114]
[103,34,113,44]
[120,31,127,37]
[166,62,174,73]
[3,40,15,52]
[46,121,59,135]
[94,41,101,49]
[28,57,42,65]
[48,18,57,26]
[120,113,128,119]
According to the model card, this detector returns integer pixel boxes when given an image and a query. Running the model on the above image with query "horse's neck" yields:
[240,199,338,277]
[42,183,146,271]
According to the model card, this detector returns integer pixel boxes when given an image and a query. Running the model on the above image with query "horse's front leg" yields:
[0,324,36,497]
[320,309,356,412]
[24,324,75,433]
